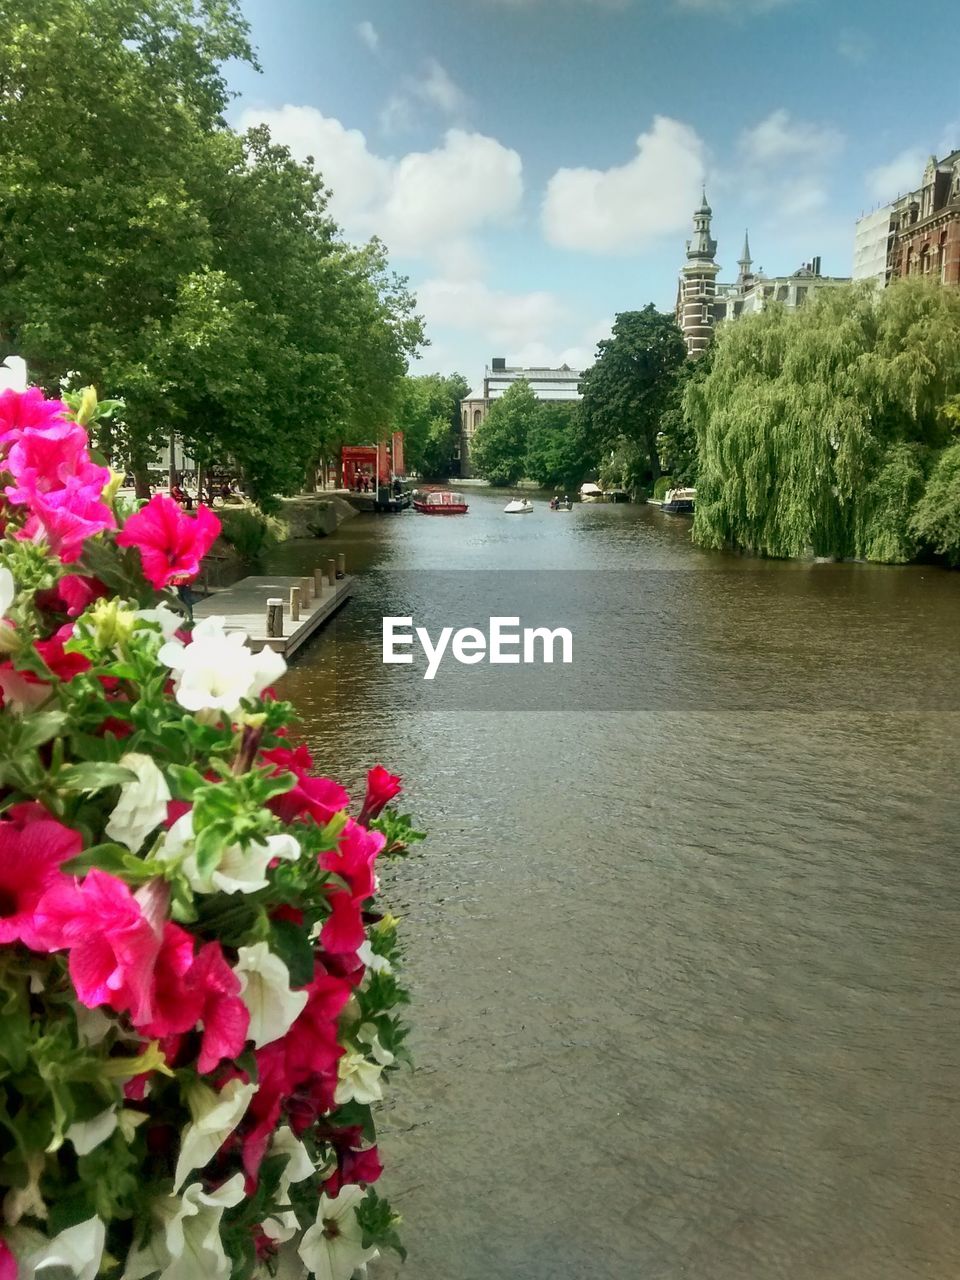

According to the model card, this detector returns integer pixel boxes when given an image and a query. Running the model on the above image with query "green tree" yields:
[0,0,424,504]
[524,402,591,490]
[688,280,960,562]
[394,372,469,477]
[579,306,687,492]
[470,379,539,486]
[911,440,960,565]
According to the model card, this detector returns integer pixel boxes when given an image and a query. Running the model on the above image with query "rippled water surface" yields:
[269,492,960,1280]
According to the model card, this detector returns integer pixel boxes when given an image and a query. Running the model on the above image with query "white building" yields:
[853,205,897,285]
[460,358,581,477]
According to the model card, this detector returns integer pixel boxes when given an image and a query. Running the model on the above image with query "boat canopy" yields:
[580,482,602,495]
[425,491,466,505]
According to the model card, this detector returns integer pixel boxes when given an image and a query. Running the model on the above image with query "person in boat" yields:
[563,494,569,505]
[550,495,558,509]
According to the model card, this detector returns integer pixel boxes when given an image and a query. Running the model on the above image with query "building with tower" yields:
[676,193,850,357]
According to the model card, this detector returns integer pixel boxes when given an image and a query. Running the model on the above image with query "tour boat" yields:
[413,490,469,515]
[661,486,696,515]
[504,498,534,514]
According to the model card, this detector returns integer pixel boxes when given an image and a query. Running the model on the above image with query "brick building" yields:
[885,151,960,286]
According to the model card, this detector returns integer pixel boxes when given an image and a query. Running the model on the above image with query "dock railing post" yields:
[336,552,346,579]
[313,564,325,597]
[300,575,313,606]
[289,585,301,622]
[266,597,283,638]
[325,558,336,587]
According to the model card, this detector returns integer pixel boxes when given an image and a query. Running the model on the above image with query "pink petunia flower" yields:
[33,869,164,1024]
[19,477,115,563]
[0,387,71,451]
[262,744,349,827]
[116,494,220,590]
[0,803,81,949]
[320,891,366,957]
[190,941,251,1074]
[5,420,109,504]
[0,1238,16,1280]
[319,818,384,905]
[358,765,402,825]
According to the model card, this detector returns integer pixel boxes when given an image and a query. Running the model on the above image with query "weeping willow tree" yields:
[687,280,960,561]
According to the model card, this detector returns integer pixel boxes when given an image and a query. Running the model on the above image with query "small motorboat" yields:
[549,497,572,511]
[504,497,534,514]
[661,486,696,515]
[413,490,469,515]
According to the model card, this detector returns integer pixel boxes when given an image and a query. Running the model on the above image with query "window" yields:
[701,303,711,324]
[473,409,481,429]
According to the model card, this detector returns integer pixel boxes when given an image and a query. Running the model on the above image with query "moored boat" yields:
[413,490,469,515]
[504,497,534,514]
[661,486,696,515]
[579,482,603,503]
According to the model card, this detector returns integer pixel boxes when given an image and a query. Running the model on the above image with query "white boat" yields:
[661,486,696,515]
[579,482,603,503]
[504,498,534,514]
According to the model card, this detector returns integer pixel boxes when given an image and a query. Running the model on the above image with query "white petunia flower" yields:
[158,811,299,895]
[158,617,285,718]
[0,355,27,393]
[0,566,14,617]
[105,753,172,852]
[356,940,393,976]
[66,1105,119,1156]
[173,1079,256,1192]
[334,1049,383,1107]
[357,1022,395,1067]
[13,1214,106,1280]
[134,603,182,644]
[123,1174,245,1280]
[233,943,308,1048]
[298,1185,379,1280]
[271,1126,316,1206]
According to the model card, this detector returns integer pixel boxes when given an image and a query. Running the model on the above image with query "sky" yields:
[227,0,960,383]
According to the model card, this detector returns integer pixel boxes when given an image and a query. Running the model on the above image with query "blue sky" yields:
[228,0,960,381]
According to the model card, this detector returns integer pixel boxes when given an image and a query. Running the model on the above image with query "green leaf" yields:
[268,918,315,988]
[17,711,69,752]
[56,762,137,793]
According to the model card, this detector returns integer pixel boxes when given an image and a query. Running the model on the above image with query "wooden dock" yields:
[193,572,353,659]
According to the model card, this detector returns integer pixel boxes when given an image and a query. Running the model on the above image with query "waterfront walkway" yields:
[193,570,353,658]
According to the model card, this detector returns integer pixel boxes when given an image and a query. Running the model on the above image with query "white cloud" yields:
[356,20,379,52]
[237,107,522,258]
[379,58,468,135]
[542,116,707,253]
[417,59,467,115]
[739,109,842,166]
[866,148,925,202]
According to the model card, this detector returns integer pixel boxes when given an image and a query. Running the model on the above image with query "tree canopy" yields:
[579,306,687,491]
[687,280,960,562]
[470,380,540,486]
[0,0,423,503]
[394,372,470,478]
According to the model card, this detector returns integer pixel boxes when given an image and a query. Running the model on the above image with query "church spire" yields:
[737,230,753,284]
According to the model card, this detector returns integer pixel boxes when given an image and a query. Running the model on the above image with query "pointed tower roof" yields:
[686,189,717,264]
[738,230,752,268]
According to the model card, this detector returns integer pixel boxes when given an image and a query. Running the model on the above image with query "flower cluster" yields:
[0,378,418,1279]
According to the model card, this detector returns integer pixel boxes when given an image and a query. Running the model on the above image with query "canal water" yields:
[269,490,960,1280]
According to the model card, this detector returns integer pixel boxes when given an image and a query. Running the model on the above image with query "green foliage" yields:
[911,439,960,564]
[0,0,423,504]
[652,475,673,500]
[579,306,687,489]
[470,379,539,486]
[394,372,469,477]
[217,508,283,563]
[689,280,960,562]
[524,402,591,490]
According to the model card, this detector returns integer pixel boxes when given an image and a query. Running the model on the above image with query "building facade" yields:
[676,193,849,357]
[459,358,581,477]
[853,150,960,289]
